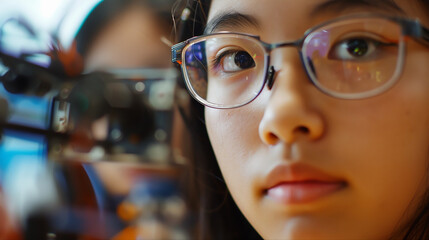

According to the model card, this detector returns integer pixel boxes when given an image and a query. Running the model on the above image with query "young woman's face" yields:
[205,0,429,239]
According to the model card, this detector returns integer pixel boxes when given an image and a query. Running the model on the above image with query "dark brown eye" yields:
[234,51,256,69]
[346,39,369,57]
[329,37,382,61]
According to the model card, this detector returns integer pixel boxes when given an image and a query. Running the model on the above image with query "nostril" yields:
[265,132,279,145]
[296,126,309,134]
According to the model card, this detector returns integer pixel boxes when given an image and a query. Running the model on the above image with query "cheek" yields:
[205,106,262,185]
[347,111,429,237]
[327,47,429,180]
[206,108,257,161]
[321,52,429,234]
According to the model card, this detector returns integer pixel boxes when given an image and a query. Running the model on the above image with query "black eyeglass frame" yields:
[172,13,429,109]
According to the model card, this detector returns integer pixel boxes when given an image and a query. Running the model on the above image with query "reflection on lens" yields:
[303,17,403,98]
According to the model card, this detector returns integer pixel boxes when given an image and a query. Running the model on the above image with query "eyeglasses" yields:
[172,14,429,109]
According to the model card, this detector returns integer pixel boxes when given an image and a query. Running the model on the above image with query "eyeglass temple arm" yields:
[171,42,187,64]
[421,26,429,45]
[403,19,429,46]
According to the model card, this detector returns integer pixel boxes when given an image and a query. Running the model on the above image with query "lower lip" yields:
[266,181,346,204]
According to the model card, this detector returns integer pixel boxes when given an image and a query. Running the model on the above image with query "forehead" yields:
[207,0,426,34]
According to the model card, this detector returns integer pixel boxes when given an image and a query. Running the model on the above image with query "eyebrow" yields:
[204,12,260,34]
[311,0,406,16]
[205,0,406,34]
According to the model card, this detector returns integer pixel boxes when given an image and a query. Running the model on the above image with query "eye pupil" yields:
[347,39,368,57]
[234,51,255,69]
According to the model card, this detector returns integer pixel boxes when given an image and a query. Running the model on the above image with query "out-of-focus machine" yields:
[0,1,191,239]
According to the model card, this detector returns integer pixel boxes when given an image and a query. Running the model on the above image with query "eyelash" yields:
[212,49,237,69]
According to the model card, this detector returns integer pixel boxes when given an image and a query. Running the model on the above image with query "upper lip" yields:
[263,163,346,190]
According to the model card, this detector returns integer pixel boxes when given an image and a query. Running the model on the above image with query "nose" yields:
[258,59,325,145]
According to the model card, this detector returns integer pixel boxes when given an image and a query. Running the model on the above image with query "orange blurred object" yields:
[117,201,140,222]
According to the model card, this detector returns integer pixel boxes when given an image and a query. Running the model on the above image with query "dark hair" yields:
[176,0,429,239]
[174,1,261,239]
[401,0,429,213]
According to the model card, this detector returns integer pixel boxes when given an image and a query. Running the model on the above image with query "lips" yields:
[264,164,346,204]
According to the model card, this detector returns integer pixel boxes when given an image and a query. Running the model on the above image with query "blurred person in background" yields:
[0,0,187,239]
[69,0,190,239]
[74,0,174,197]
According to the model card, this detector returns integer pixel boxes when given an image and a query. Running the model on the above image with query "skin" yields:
[205,0,429,239]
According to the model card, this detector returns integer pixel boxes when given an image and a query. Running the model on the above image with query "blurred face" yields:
[84,5,171,71]
[205,0,429,239]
